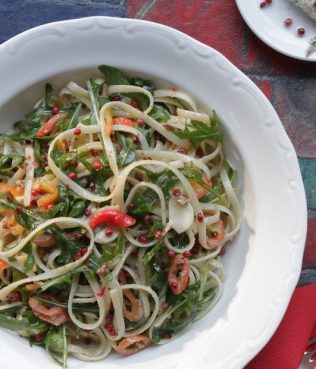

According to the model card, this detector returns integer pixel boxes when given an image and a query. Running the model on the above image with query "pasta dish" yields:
[0,66,241,366]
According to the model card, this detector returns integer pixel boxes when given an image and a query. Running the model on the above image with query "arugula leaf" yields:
[98,96,109,106]
[125,316,148,330]
[86,79,100,125]
[181,166,227,205]
[47,184,87,218]
[20,310,48,331]
[15,208,42,230]
[126,92,149,112]
[68,200,86,218]
[167,233,190,249]
[143,242,163,266]
[52,227,82,265]
[174,119,222,148]
[117,134,136,168]
[87,237,124,273]
[39,203,65,220]
[130,77,155,94]
[102,236,124,262]
[25,106,52,120]
[0,310,46,332]
[12,268,27,282]
[149,105,170,123]
[0,313,30,331]
[45,327,67,367]
[24,243,35,273]
[33,139,42,162]
[67,102,82,129]
[98,65,129,85]
[8,119,41,141]
[45,83,54,108]
[125,77,155,111]
[130,188,158,215]
[35,296,98,314]
[0,194,43,230]
[0,154,24,176]
[41,273,72,291]
[152,284,200,343]
[211,110,221,127]
[151,169,179,195]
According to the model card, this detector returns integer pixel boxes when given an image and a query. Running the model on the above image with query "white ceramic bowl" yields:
[0,17,307,369]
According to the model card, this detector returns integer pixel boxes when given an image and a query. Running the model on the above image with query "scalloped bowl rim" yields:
[0,16,307,369]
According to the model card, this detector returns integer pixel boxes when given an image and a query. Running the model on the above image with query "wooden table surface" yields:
[0,0,315,283]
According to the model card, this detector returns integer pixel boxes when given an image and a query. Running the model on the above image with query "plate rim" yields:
[236,0,316,62]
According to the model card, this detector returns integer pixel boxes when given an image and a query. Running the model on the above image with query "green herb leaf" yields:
[150,169,179,195]
[181,166,227,205]
[117,134,136,168]
[52,229,82,266]
[98,65,130,86]
[45,83,54,108]
[87,237,124,272]
[41,273,72,291]
[68,200,86,218]
[45,327,67,367]
[24,243,35,273]
[0,310,46,332]
[86,79,100,125]
[143,242,163,266]
[130,77,155,94]
[35,296,98,314]
[67,103,82,129]
[174,119,222,148]
[0,154,25,176]
[130,188,158,215]
[149,105,170,123]
[0,313,30,331]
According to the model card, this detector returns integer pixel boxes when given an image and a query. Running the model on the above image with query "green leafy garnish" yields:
[143,242,163,266]
[24,243,35,273]
[98,65,129,85]
[0,154,25,176]
[149,105,170,123]
[117,134,136,168]
[45,83,54,108]
[130,188,158,215]
[67,103,82,129]
[86,79,100,125]
[45,326,68,367]
[174,119,222,148]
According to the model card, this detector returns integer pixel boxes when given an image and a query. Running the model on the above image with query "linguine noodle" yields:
[0,65,241,366]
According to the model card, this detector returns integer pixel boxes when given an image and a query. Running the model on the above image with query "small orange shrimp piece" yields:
[113,335,151,355]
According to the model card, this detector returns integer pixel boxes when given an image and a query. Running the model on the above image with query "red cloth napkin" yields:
[246,284,316,369]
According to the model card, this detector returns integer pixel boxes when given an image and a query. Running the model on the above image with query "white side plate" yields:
[236,0,316,61]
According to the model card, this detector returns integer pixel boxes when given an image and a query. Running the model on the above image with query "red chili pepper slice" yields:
[89,209,136,230]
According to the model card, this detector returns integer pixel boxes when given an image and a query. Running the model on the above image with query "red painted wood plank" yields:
[128,0,247,69]
[245,31,316,77]
[303,219,316,267]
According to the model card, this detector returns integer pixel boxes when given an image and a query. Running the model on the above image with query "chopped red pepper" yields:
[89,209,136,230]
